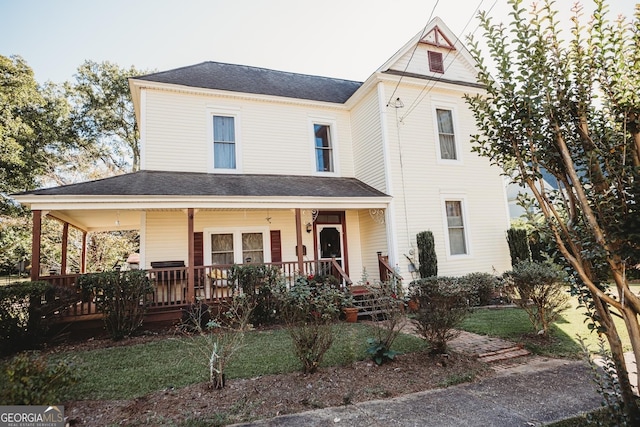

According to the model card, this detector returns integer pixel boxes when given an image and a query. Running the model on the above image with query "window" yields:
[206,228,270,265]
[314,124,333,172]
[213,115,236,169]
[428,51,444,73]
[445,200,467,255]
[436,108,457,160]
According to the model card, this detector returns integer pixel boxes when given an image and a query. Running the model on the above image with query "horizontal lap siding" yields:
[382,82,510,277]
[390,44,477,83]
[143,89,354,177]
[351,88,386,191]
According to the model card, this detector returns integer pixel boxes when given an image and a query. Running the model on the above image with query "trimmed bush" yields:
[417,231,438,278]
[461,272,500,306]
[0,281,76,356]
[0,352,78,405]
[409,277,470,353]
[504,260,570,336]
[507,227,532,267]
[77,270,153,340]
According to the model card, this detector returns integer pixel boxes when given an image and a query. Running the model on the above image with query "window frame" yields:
[431,101,462,164]
[203,227,271,266]
[440,195,472,259]
[309,117,339,176]
[207,107,242,173]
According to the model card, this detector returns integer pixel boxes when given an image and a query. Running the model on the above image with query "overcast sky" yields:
[0,0,636,84]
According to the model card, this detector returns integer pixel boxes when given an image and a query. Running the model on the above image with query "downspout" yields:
[377,82,399,272]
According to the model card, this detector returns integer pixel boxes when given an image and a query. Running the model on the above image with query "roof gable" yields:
[132,62,362,104]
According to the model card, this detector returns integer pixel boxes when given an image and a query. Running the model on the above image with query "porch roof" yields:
[13,172,391,231]
[15,170,388,198]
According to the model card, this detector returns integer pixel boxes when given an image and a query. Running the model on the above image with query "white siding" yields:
[379,81,511,278]
[144,210,189,267]
[389,44,478,84]
[143,90,354,177]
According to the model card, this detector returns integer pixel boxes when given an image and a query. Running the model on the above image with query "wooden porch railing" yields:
[377,252,402,285]
[37,259,351,319]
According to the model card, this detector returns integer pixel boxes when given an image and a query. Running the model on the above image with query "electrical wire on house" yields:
[399,0,496,122]
[386,0,440,107]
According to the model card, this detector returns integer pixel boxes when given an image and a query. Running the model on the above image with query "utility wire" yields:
[399,0,497,122]
[386,0,440,107]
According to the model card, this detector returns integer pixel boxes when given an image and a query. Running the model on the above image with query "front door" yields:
[317,224,344,267]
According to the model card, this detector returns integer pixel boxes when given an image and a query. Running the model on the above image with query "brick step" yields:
[478,346,531,363]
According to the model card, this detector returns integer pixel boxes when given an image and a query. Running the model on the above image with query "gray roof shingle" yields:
[134,62,362,104]
[16,171,389,199]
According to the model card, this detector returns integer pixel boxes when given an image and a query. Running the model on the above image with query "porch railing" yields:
[37,259,350,318]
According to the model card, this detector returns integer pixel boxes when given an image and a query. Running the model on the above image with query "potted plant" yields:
[342,292,358,323]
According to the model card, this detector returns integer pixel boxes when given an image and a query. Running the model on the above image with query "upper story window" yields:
[314,123,334,173]
[213,115,236,169]
[445,200,468,255]
[428,51,444,73]
[436,108,458,161]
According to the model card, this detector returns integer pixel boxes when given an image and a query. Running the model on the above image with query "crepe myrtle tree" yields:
[464,0,640,418]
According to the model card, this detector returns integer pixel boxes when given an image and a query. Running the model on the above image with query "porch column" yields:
[81,231,87,273]
[295,208,304,273]
[61,222,69,275]
[31,210,42,281]
[186,208,195,302]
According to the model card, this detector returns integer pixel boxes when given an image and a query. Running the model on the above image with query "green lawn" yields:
[59,323,426,400]
[461,284,639,358]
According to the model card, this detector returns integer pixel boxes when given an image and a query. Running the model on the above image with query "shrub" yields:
[417,231,437,278]
[278,276,349,373]
[507,227,532,267]
[0,352,78,405]
[0,281,76,356]
[409,277,470,353]
[461,272,500,306]
[364,283,404,365]
[77,270,153,340]
[503,260,570,336]
[228,264,284,326]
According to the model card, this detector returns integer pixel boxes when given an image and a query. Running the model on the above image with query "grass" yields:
[461,283,640,358]
[58,323,426,400]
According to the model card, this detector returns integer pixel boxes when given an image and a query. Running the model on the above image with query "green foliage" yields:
[365,337,398,366]
[417,231,437,278]
[507,227,531,267]
[0,281,76,356]
[409,277,470,353]
[0,352,78,405]
[77,270,153,340]
[504,261,571,336]
[227,264,284,326]
[278,275,350,373]
[461,272,501,306]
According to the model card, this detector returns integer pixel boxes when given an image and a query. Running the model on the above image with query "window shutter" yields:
[194,232,204,266]
[428,51,444,73]
[270,230,282,263]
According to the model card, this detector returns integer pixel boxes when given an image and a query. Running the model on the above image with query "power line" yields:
[386,0,440,107]
[399,0,496,122]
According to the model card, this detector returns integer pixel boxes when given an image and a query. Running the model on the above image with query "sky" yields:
[0,0,636,85]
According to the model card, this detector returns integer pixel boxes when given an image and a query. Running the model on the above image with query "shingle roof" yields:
[134,62,362,104]
[15,171,388,198]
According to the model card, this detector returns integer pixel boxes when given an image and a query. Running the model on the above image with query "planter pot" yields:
[407,300,419,313]
[343,307,358,323]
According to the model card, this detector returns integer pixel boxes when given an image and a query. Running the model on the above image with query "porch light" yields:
[306,222,313,233]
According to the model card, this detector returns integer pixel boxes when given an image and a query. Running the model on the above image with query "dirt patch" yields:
[60,332,491,426]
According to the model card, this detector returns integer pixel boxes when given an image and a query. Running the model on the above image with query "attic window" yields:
[428,51,444,73]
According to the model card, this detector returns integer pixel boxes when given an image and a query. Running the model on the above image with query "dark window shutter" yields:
[194,232,204,266]
[270,230,282,263]
[428,51,444,73]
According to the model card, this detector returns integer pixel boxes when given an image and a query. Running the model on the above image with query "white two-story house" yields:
[15,18,511,312]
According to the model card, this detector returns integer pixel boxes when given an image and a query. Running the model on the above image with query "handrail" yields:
[377,253,403,282]
[330,257,353,287]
